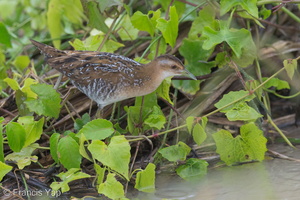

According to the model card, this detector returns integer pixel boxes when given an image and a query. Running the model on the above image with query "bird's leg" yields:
[109,102,117,121]
[54,73,63,90]
[95,104,104,119]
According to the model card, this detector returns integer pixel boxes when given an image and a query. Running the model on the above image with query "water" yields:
[135,144,300,200]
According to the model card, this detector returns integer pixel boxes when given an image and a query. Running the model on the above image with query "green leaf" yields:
[98,173,125,199]
[148,38,167,60]
[179,38,215,75]
[88,135,131,180]
[259,5,271,19]
[0,1,18,20]
[79,134,92,162]
[156,6,178,48]
[131,9,161,36]
[47,0,63,48]
[85,1,109,33]
[118,15,139,41]
[176,158,208,180]
[156,78,173,105]
[153,0,186,18]
[231,33,257,68]
[186,116,194,134]
[51,168,91,193]
[13,55,30,72]
[262,77,290,90]
[126,106,151,135]
[134,163,156,193]
[0,22,12,47]
[61,0,85,25]
[6,78,38,116]
[57,136,82,170]
[215,90,255,112]
[25,83,61,118]
[192,123,207,146]
[188,4,217,39]
[50,133,61,164]
[95,0,122,12]
[4,78,20,90]
[225,104,263,121]
[175,38,215,95]
[215,90,262,121]
[144,106,166,130]
[213,122,267,165]
[220,0,258,18]
[94,164,105,185]
[74,113,91,131]
[18,116,44,147]
[69,35,124,52]
[283,59,297,80]
[159,141,191,162]
[5,145,38,169]
[21,78,39,99]
[202,20,255,59]
[78,119,114,140]
[0,161,12,181]
[6,122,26,152]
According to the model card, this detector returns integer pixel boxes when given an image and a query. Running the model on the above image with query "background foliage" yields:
[0,0,299,199]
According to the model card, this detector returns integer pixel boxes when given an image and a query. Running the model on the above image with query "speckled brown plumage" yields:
[31,39,196,109]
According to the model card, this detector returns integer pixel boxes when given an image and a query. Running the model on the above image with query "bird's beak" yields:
[182,69,197,80]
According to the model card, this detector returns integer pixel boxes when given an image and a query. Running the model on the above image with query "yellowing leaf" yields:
[78,119,114,140]
[51,168,90,193]
[192,123,207,146]
[5,145,38,169]
[88,135,131,180]
[98,173,125,199]
[18,116,44,147]
[134,163,156,193]
[118,15,139,41]
[13,55,30,72]
[283,59,297,80]
[186,116,194,134]
[0,161,12,182]
[4,78,20,90]
[213,123,267,165]
[69,35,124,52]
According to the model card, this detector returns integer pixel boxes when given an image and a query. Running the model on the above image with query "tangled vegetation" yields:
[0,0,299,199]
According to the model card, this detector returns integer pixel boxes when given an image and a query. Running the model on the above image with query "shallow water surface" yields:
[136,144,300,200]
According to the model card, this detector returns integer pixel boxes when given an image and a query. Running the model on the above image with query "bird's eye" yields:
[171,65,177,69]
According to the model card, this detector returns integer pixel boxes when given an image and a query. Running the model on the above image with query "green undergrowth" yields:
[0,0,299,199]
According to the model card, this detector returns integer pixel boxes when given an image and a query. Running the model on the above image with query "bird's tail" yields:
[30,39,66,58]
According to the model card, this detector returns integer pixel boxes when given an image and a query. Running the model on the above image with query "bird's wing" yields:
[47,51,142,86]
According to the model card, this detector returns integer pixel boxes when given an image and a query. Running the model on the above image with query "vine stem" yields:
[256,0,300,5]
[127,66,291,144]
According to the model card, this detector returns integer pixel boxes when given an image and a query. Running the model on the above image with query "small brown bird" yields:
[31,39,196,109]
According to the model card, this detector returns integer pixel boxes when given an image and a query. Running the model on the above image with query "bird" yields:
[30,39,197,111]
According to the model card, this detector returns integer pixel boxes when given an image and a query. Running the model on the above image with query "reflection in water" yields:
[136,145,300,200]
